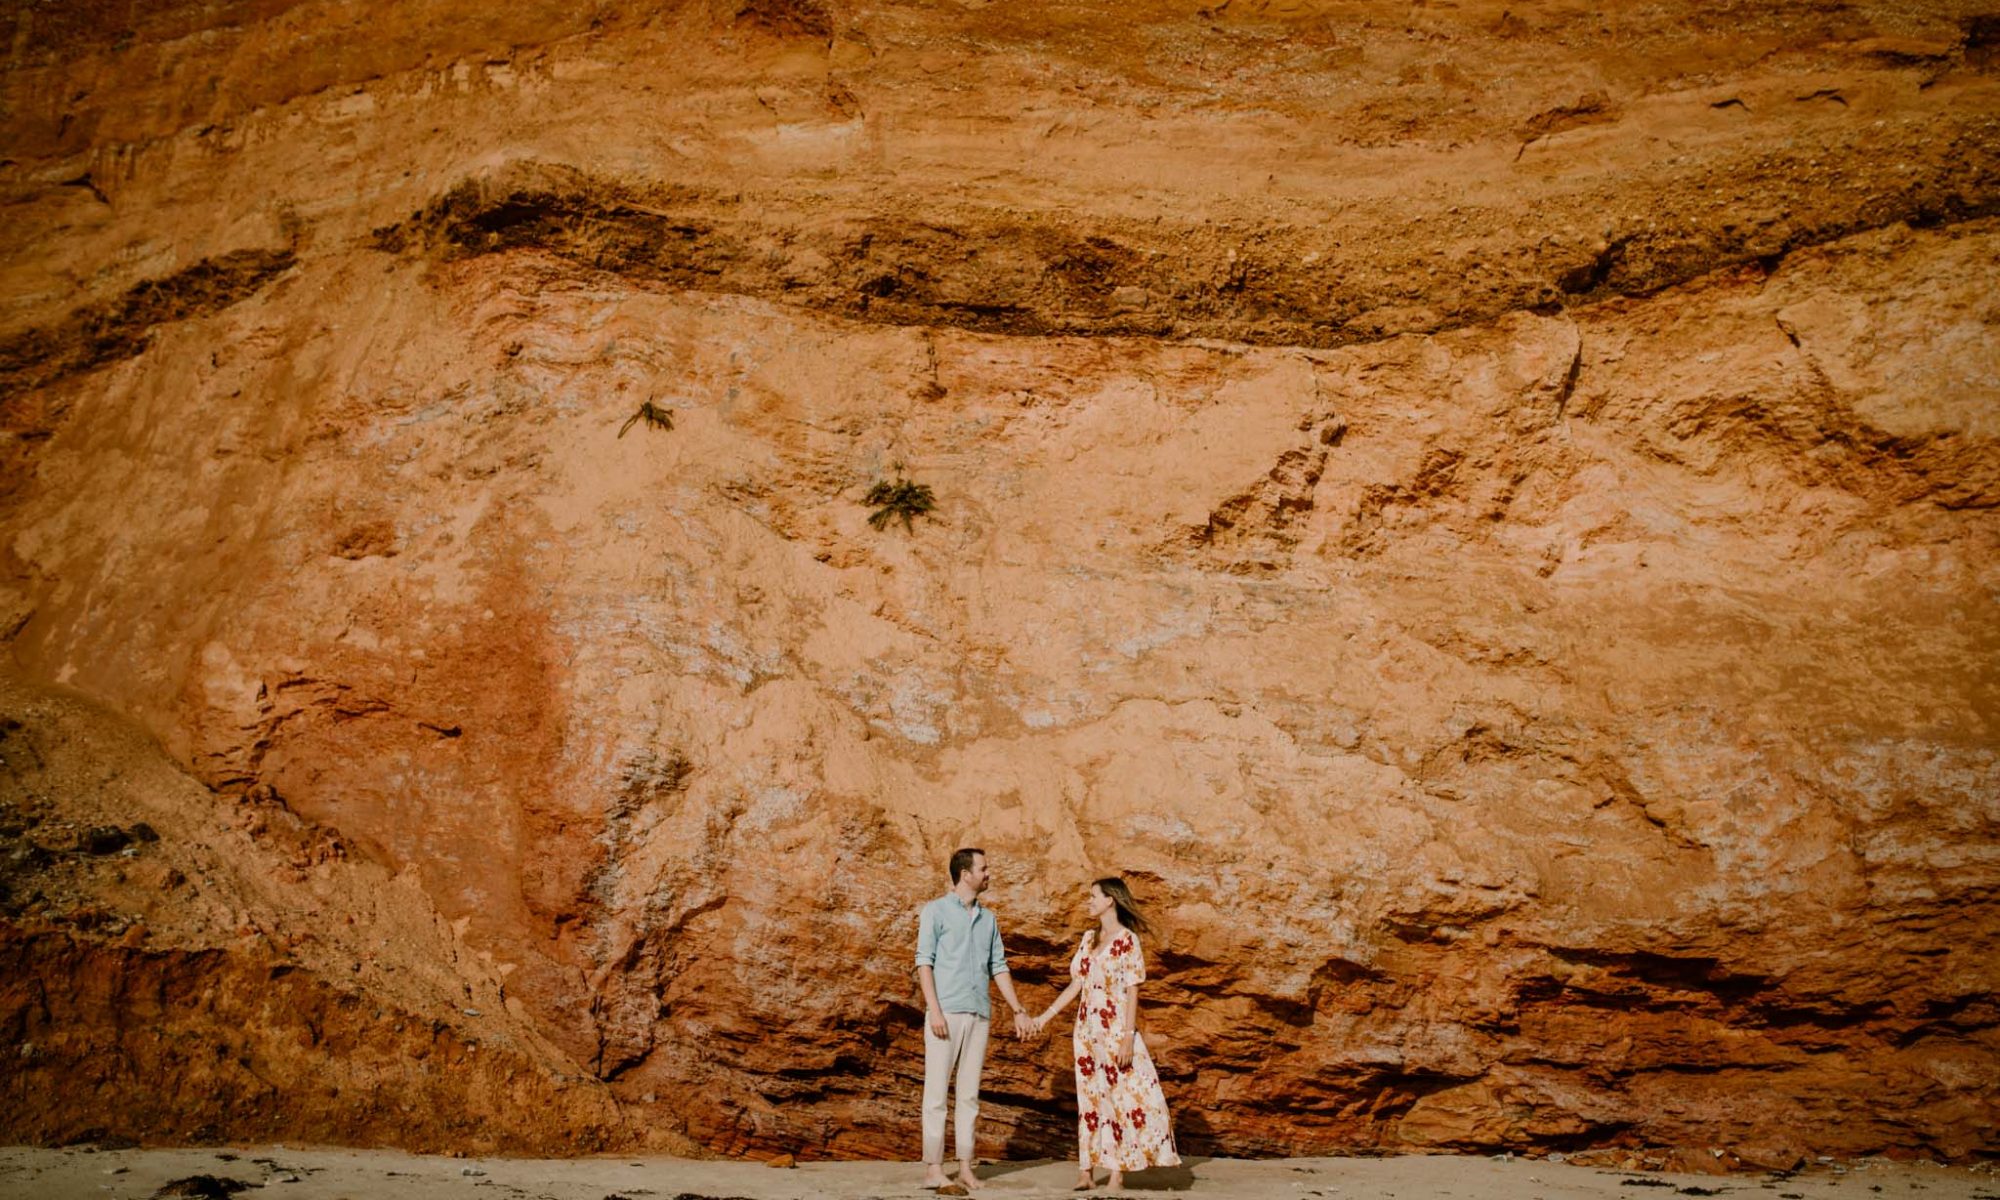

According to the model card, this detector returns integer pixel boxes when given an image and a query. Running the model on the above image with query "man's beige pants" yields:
[922,1011,990,1165]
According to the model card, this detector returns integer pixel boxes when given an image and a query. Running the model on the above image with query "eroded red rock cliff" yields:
[2,0,1997,1163]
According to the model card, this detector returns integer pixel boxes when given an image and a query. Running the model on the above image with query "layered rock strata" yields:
[2,0,1997,1162]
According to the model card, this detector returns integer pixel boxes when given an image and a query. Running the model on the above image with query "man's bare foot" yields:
[956,1164,984,1191]
[921,1164,950,1189]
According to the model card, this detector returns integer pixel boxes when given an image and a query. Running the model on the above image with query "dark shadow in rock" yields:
[1169,1103,1222,1157]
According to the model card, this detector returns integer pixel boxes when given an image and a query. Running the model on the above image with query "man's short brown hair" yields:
[949,847,984,884]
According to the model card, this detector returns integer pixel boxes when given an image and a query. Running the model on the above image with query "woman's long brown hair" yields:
[1093,876,1151,936]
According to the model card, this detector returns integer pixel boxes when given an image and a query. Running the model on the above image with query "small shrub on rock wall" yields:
[864,475,936,532]
[617,400,674,438]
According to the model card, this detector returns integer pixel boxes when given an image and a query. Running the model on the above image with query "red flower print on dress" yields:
[1068,929,1176,1173]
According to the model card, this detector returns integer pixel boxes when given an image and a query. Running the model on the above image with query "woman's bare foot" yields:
[1073,1168,1095,1191]
[1107,1168,1125,1192]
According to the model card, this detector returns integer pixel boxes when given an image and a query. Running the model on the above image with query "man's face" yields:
[963,853,990,894]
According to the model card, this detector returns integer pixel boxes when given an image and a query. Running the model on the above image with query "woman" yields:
[1033,877,1180,1191]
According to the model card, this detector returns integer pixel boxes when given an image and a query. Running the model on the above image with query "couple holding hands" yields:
[915,848,1180,1194]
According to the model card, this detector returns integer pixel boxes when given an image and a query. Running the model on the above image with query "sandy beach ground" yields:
[2,1147,1994,1200]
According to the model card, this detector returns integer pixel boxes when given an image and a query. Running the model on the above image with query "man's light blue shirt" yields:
[915,891,1009,1019]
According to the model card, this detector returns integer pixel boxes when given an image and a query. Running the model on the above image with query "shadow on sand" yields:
[974,1159,1205,1191]
[979,1097,1213,1191]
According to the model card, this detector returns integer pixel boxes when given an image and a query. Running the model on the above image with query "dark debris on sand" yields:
[153,1176,254,1198]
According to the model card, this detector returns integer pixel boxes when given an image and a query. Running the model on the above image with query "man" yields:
[916,847,1034,1194]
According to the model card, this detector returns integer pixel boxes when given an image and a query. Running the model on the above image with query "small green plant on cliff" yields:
[864,473,937,532]
[617,400,675,438]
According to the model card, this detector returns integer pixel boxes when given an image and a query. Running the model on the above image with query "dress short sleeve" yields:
[1106,930,1144,990]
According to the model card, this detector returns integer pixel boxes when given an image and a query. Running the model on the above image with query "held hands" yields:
[1009,1010,1053,1041]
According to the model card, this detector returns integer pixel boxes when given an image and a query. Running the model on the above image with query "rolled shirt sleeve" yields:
[988,913,1009,978]
[916,906,938,969]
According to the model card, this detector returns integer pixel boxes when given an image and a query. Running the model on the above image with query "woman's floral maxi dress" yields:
[1070,929,1179,1172]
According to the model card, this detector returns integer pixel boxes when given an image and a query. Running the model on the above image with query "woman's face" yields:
[1086,883,1114,919]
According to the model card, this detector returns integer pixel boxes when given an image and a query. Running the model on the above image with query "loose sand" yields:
[2,1148,1994,1200]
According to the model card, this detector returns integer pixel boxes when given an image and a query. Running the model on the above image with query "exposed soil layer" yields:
[0,249,295,400]
[366,143,2000,347]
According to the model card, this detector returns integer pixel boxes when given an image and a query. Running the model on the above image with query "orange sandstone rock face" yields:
[2,0,1998,1163]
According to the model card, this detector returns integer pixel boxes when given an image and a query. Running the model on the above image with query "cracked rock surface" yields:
[2,0,1997,1162]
